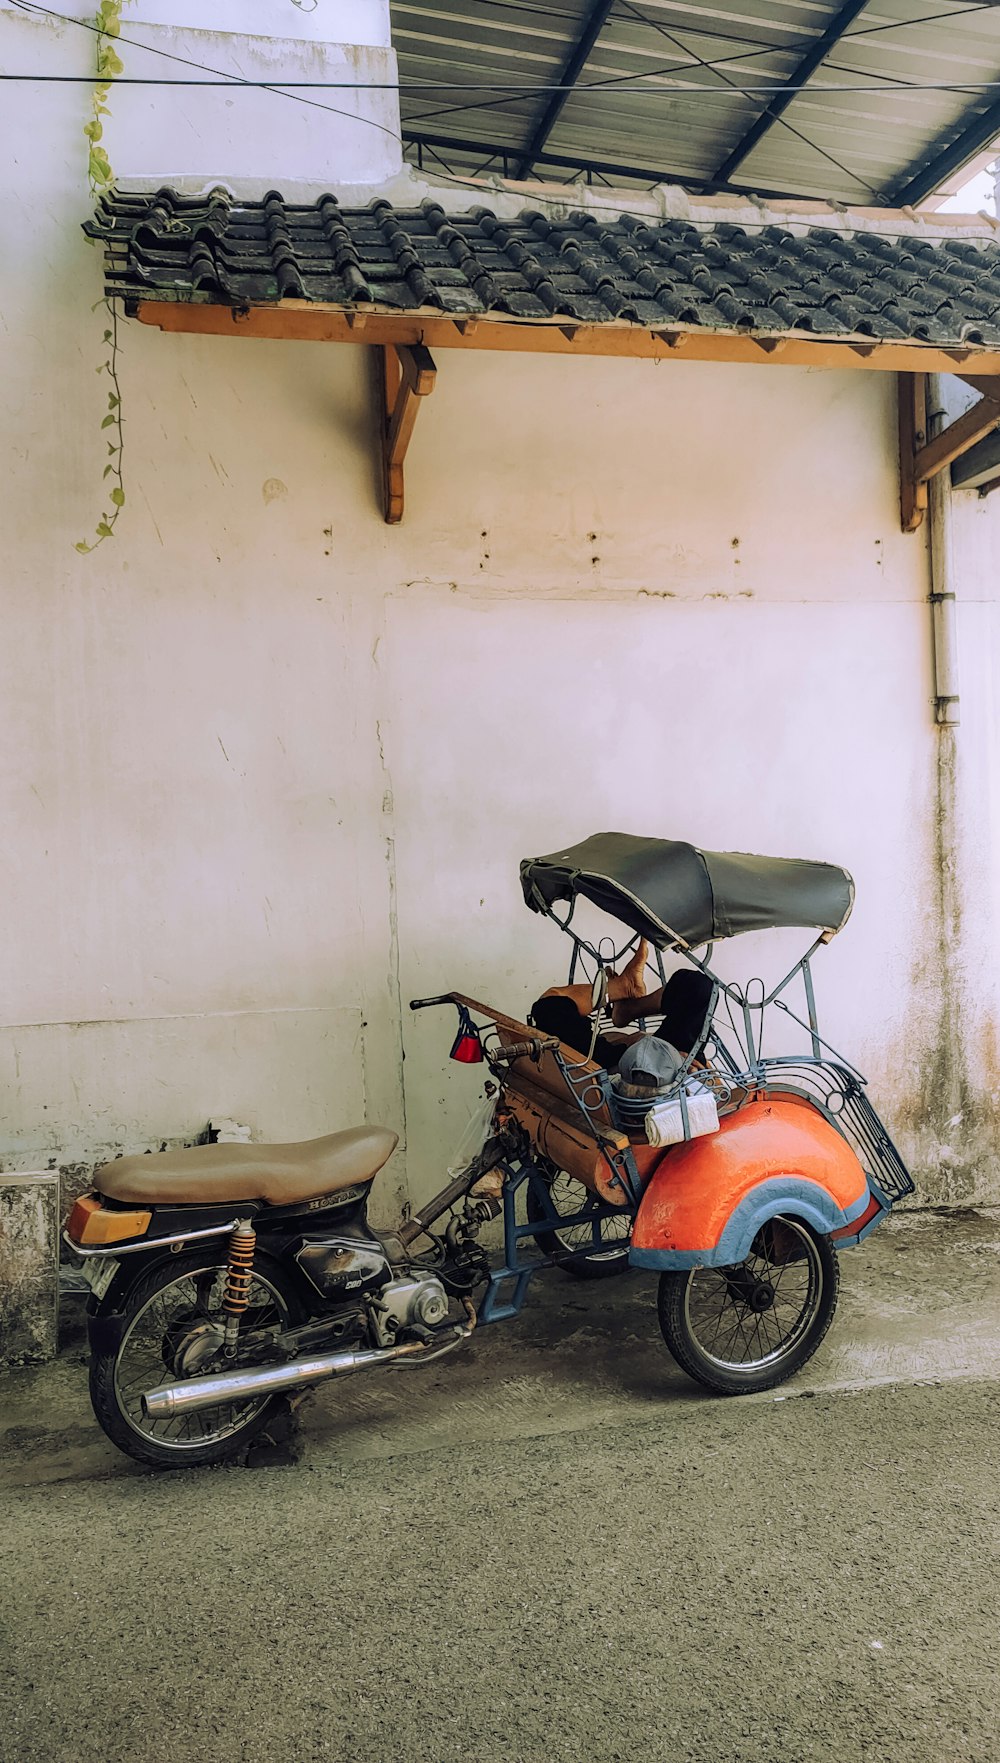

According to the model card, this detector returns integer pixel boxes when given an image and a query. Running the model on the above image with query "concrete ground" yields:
[2,1207,1000,1761]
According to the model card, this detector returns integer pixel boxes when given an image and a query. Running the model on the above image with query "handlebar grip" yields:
[409,995,455,1011]
[491,1037,556,1064]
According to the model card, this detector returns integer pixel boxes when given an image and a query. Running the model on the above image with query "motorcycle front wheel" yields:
[90,1250,303,1470]
[657,1217,839,1396]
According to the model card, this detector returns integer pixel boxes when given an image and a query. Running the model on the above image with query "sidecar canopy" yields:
[521,833,854,948]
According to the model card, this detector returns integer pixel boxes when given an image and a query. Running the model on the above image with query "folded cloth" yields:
[644,1083,720,1148]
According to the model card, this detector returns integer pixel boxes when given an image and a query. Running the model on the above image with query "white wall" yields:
[4,1,399,190]
[2,2,998,1215]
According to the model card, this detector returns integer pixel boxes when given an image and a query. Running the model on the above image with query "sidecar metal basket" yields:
[606,1067,733,1136]
[757,1059,915,1207]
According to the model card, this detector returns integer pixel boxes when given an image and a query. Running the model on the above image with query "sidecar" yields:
[413,832,914,1396]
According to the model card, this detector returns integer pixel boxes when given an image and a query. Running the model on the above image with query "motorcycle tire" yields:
[657,1216,839,1396]
[90,1249,304,1470]
[526,1164,631,1281]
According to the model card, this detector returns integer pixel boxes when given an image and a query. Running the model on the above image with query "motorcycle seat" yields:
[95,1127,399,1208]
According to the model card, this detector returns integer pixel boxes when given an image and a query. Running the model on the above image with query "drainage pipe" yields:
[927,375,961,726]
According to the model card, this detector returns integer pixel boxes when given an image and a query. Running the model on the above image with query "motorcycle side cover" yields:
[629,1095,871,1270]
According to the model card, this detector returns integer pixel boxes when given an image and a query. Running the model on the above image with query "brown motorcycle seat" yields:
[96,1127,399,1208]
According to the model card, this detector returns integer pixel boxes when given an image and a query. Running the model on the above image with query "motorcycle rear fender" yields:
[629,1095,870,1271]
[87,1305,126,1354]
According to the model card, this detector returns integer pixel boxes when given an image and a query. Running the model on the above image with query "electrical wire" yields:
[397,0,1000,76]
[6,0,1000,96]
[9,0,999,213]
[615,0,882,199]
[6,0,401,142]
[395,3,1000,134]
[330,0,1000,135]
[9,72,1000,96]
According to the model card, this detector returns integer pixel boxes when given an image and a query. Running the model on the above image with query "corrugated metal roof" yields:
[392,1,1000,205]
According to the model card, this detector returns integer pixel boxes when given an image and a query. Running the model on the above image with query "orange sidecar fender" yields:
[629,1095,870,1271]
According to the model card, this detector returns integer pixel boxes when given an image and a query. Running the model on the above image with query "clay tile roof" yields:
[84,187,1000,348]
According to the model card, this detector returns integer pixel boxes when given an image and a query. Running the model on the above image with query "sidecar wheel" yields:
[89,1251,303,1470]
[526,1164,630,1280]
[657,1217,839,1396]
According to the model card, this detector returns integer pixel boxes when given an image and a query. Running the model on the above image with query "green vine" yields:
[84,0,124,196]
[77,0,127,555]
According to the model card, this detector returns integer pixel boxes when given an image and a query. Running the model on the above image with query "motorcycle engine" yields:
[295,1239,450,1348]
[371,1273,450,1346]
[296,1236,391,1302]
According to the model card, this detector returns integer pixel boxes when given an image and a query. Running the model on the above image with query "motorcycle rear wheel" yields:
[657,1217,839,1395]
[90,1250,303,1470]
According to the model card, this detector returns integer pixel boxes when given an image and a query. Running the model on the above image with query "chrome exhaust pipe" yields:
[143,1310,474,1421]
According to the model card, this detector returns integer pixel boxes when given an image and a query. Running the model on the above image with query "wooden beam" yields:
[133,300,1000,377]
[899,373,928,534]
[913,392,1000,484]
[379,342,436,524]
[957,374,1000,399]
[900,373,1000,528]
[951,428,1000,491]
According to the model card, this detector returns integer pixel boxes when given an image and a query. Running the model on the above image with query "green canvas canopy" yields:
[521,833,854,948]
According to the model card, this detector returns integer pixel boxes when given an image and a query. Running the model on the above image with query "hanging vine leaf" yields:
[89,146,113,188]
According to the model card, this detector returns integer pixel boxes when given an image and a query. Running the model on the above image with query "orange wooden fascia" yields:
[134,299,1000,376]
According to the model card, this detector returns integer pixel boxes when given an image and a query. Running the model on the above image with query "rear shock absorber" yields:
[223,1219,256,1359]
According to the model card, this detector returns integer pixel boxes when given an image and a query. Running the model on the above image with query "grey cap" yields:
[616,1036,684,1095]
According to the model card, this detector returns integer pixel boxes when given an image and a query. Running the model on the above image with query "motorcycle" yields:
[64,831,914,1469]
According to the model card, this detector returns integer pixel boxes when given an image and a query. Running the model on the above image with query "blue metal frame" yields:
[477,1158,636,1325]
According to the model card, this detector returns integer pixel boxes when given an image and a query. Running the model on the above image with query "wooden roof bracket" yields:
[899,373,929,533]
[379,342,436,523]
[899,370,1000,532]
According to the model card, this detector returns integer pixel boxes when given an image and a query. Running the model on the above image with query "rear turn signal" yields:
[67,1192,152,1246]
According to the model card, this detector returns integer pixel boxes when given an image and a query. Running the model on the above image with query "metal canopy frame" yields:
[893,96,1000,210]
[402,129,841,204]
[397,2,1000,207]
[711,0,870,187]
[513,0,617,182]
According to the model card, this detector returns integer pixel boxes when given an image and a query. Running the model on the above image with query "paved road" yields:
[3,1209,1000,1763]
[2,1375,1000,1763]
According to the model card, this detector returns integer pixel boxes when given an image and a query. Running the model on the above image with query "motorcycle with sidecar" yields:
[64,832,914,1468]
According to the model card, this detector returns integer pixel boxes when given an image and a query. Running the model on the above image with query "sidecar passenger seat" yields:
[96,1127,399,1207]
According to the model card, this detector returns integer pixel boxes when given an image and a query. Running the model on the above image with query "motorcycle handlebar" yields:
[409,995,455,1011]
[490,1036,557,1064]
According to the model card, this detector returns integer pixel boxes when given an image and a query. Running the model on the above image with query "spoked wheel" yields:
[526,1163,631,1280]
[657,1216,839,1395]
[90,1251,302,1470]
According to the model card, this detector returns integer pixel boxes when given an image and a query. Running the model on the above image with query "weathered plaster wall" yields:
[1,2,998,1220]
[0,1176,59,1365]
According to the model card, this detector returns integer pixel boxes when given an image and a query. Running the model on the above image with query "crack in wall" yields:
[373,710,407,1205]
